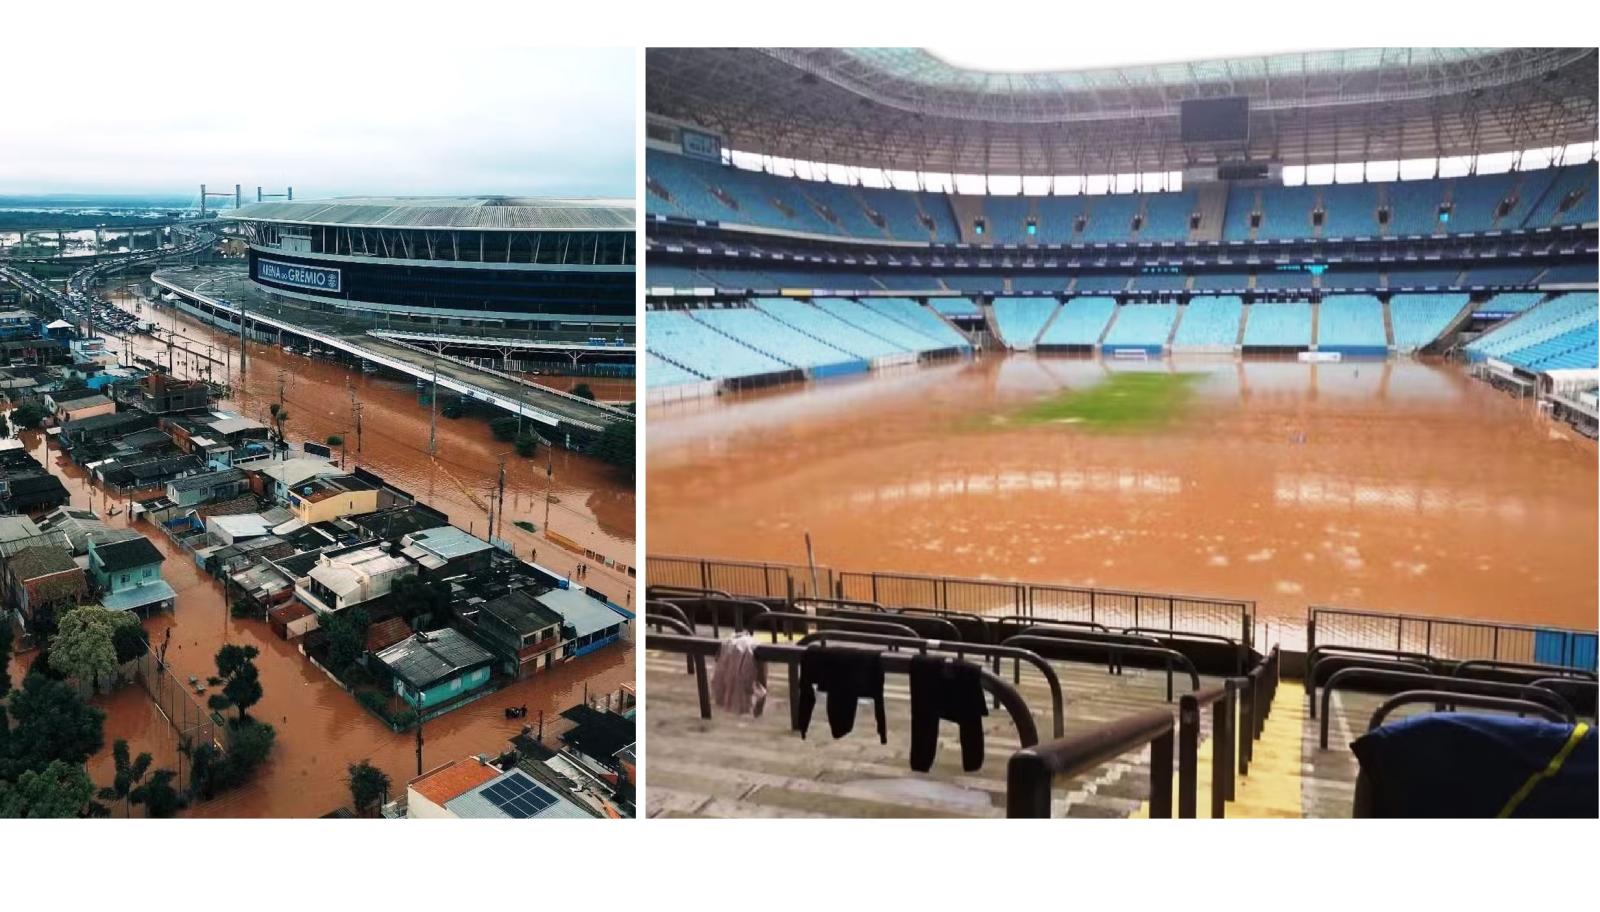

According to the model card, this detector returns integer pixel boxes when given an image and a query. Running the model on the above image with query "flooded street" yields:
[5,283,638,817]
[647,354,1597,630]
[108,285,636,591]
[11,429,633,818]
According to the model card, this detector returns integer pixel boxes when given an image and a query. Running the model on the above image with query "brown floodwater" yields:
[11,430,634,818]
[647,354,1597,632]
[108,286,636,591]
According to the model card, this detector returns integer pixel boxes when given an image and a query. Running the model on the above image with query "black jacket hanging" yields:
[909,654,989,772]
[796,646,888,744]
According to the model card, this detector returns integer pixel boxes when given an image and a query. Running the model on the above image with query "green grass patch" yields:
[1014,371,1202,430]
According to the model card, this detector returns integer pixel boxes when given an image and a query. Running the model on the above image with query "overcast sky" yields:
[0,46,635,201]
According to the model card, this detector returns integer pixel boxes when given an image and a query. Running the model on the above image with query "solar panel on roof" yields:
[480,772,556,818]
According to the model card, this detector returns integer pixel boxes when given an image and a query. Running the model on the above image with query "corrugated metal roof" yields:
[225,197,635,231]
[376,627,493,687]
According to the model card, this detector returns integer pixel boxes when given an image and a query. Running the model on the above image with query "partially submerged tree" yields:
[3,673,106,775]
[206,644,263,723]
[48,605,130,692]
[346,760,392,817]
[0,760,96,818]
[97,739,153,818]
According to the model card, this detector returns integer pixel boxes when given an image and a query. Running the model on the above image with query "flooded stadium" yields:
[647,354,1597,631]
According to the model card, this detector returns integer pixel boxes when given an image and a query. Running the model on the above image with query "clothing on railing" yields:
[710,634,768,717]
[909,655,989,772]
[797,646,887,743]
[1351,714,1596,818]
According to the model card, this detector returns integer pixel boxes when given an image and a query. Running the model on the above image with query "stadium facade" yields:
[227,196,635,337]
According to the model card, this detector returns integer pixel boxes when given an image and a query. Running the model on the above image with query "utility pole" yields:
[427,357,438,457]
[543,447,553,534]
[348,379,363,453]
[488,454,508,545]
[237,300,247,376]
[415,712,425,777]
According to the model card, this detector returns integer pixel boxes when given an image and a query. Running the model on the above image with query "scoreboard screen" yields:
[1181,97,1249,143]
[680,128,723,162]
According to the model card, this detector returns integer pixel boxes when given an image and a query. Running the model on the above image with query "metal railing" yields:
[1002,633,1201,702]
[1309,606,1599,670]
[647,555,835,600]
[1180,682,1237,819]
[644,556,1252,645]
[1317,667,1577,749]
[1007,707,1175,818]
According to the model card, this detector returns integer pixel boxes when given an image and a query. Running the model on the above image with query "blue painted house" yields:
[374,628,494,711]
[87,534,176,615]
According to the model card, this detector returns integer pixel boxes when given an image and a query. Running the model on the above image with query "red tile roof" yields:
[410,758,501,807]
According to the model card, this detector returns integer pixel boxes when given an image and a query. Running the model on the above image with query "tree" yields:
[268,403,289,447]
[572,383,596,400]
[206,644,262,722]
[132,769,182,818]
[3,673,105,775]
[48,605,122,692]
[592,418,635,478]
[346,760,391,817]
[96,739,153,818]
[10,403,46,430]
[323,606,371,676]
[489,416,519,441]
[514,432,538,458]
[110,620,148,665]
[0,411,10,438]
[325,434,343,448]
[0,760,95,818]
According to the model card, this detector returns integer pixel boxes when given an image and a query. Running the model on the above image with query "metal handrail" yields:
[1007,707,1175,818]
[644,600,692,629]
[644,633,1040,749]
[1002,633,1201,702]
[1179,682,1236,819]
[796,630,1066,738]
[648,584,734,601]
[643,614,694,636]
[752,610,919,642]
[1122,626,1249,676]
[995,615,1111,634]
[1306,644,1439,698]
[1319,668,1577,748]
[1450,659,1598,681]
[1307,657,1432,718]
[1367,690,1570,730]
[817,606,963,641]
[658,596,777,638]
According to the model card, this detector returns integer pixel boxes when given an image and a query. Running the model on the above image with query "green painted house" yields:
[374,627,494,711]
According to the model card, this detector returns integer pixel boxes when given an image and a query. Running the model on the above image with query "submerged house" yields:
[399,525,494,580]
[374,627,494,711]
[297,543,416,615]
[3,544,88,627]
[87,535,174,615]
[474,588,564,678]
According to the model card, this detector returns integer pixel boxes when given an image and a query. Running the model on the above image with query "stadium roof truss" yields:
[647,47,1599,176]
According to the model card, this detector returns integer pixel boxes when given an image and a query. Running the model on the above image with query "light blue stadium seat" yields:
[1316,294,1387,353]
[1037,297,1117,346]
[1388,294,1469,352]
[813,298,949,353]
[646,310,793,381]
[1101,303,1178,351]
[1243,301,1314,347]
[695,305,863,370]
[1465,293,1599,372]
[860,298,971,351]
[1170,296,1243,349]
[753,299,907,360]
[991,297,1060,348]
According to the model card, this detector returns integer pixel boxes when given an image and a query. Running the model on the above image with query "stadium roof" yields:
[647,47,1599,175]
[225,196,635,231]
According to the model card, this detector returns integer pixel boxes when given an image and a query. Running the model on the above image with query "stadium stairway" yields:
[1166,307,1185,348]
[646,638,1230,819]
[1382,300,1396,349]
[1097,305,1123,347]
[1310,301,1321,349]
[1236,303,1251,347]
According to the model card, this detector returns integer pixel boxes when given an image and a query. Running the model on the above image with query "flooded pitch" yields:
[648,355,1597,631]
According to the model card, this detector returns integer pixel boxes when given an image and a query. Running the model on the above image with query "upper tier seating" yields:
[1170,296,1243,349]
[1009,276,1067,294]
[1242,301,1314,348]
[1191,273,1251,292]
[1474,292,1547,315]
[693,306,862,370]
[1253,271,1315,290]
[1101,303,1179,349]
[814,298,949,353]
[861,298,972,351]
[1541,262,1600,284]
[753,299,907,360]
[931,298,981,316]
[650,151,1597,243]
[1038,297,1118,346]
[1465,292,1599,372]
[646,310,792,381]
[991,297,1060,348]
[1464,264,1540,286]
[1386,267,1465,288]
[647,264,711,288]
[1316,295,1388,351]
[1388,294,1469,352]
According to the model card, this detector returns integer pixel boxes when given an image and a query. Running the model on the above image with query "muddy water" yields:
[107,286,635,590]
[647,355,1597,631]
[15,430,633,818]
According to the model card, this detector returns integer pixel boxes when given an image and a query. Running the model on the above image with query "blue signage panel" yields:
[258,258,342,293]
